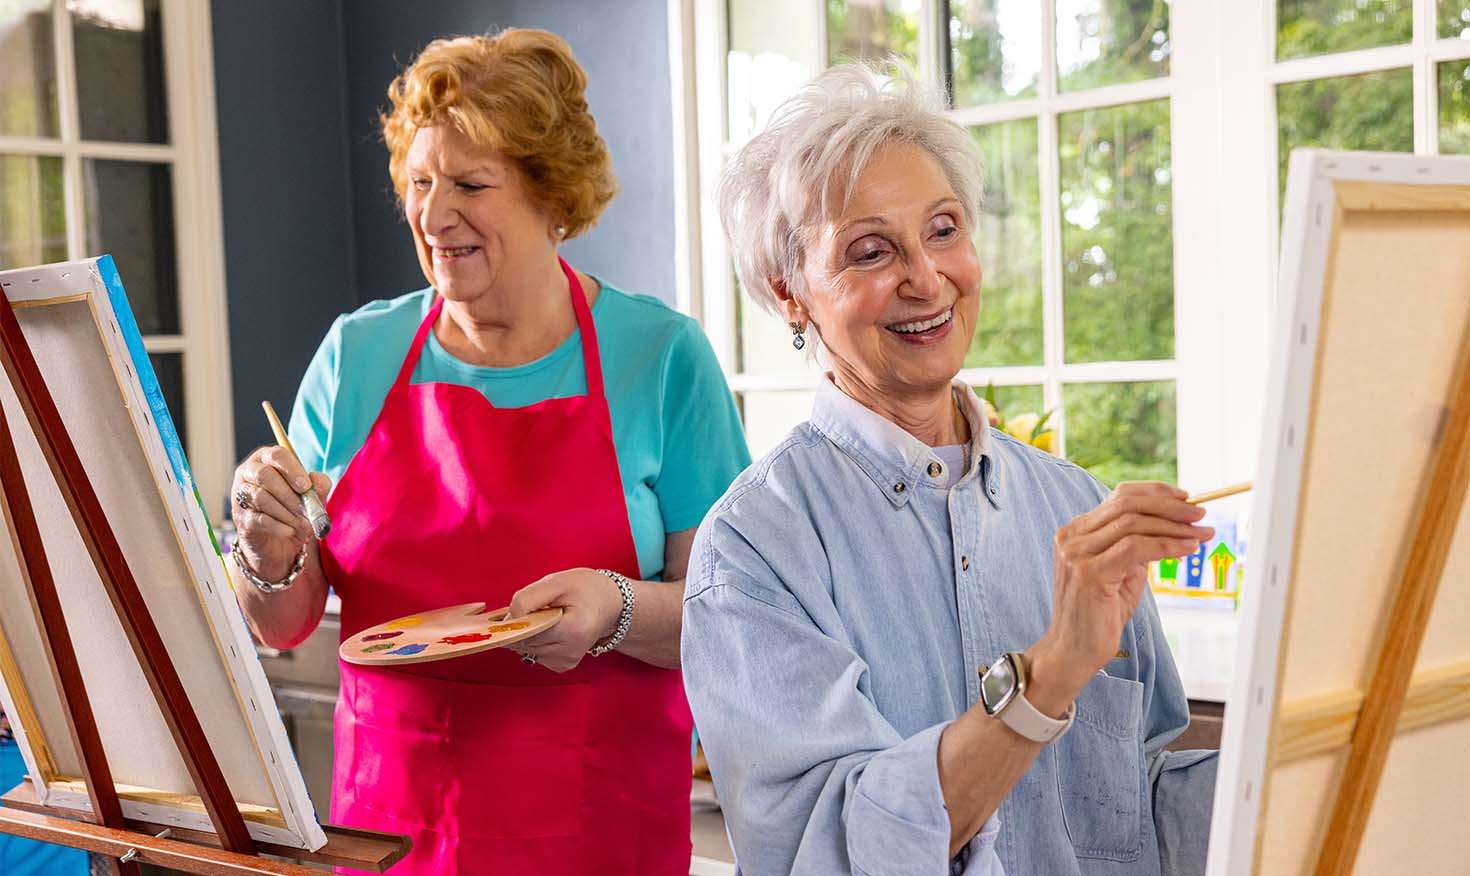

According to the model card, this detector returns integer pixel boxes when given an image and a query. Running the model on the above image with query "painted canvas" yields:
[0,257,326,850]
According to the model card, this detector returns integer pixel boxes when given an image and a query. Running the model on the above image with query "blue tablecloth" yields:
[0,740,88,875]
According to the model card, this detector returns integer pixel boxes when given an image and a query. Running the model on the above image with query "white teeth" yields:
[438,246,477,257]
[890,309,952,334]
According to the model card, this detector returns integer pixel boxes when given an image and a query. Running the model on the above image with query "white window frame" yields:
[0,0,234,520]
[670,0,1470,492]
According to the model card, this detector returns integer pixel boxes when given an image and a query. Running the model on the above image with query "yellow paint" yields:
[385,616,424,630]
[487,621,530,634]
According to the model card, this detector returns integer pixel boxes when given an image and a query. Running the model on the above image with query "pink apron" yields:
[321,260,693,875]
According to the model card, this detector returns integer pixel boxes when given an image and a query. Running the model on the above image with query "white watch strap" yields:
[999,687,1076,744]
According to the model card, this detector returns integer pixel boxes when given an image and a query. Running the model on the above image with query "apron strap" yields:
[561,257,607,403]
[389,259,605,402]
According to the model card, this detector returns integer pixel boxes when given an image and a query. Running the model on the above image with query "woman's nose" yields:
[903,249,943,299]
[418,183,458,236]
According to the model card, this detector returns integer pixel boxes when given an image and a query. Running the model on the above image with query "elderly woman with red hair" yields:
[226,29,748,876]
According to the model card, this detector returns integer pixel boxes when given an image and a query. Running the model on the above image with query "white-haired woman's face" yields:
[790,141,981,403]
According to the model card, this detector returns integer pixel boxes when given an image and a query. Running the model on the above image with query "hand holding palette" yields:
[340,602,563,666]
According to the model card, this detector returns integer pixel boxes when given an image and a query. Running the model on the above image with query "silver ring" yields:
[233,487,252,511]
[521,651,538,665]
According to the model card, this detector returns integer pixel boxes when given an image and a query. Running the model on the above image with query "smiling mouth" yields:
[434,245,480,259]
[887,308,953,334]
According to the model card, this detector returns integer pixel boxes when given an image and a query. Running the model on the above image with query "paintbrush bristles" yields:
[1187,481,1253,506]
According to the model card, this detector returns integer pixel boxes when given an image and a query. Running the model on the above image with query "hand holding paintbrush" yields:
[261,401,332,539]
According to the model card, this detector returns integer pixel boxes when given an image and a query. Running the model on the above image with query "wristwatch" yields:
[978,651,1075,744]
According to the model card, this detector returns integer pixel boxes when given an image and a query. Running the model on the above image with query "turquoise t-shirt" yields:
[287,283,751,580]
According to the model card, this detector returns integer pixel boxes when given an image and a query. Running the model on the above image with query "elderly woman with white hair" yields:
[681,68,1218,876]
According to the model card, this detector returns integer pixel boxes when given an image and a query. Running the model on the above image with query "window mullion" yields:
[52,0,86,262]
[1038,1,1066,457]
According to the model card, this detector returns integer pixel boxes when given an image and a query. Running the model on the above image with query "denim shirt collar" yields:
[809,375,1002,509]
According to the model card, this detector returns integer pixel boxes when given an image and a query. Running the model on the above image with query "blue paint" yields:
[385,643,428,656]
[99,256,192,494]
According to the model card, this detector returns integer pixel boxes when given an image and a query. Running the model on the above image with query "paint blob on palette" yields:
[339,603,562,666]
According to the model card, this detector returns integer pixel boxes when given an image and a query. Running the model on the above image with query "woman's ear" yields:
[770,277,802,327]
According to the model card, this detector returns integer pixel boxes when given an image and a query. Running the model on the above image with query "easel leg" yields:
[0,378,139,876]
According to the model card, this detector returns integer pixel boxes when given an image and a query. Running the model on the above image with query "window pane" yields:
[0,154,66,270]
[1441,60,1470,154]
[0,1,59,138]
[738,283,816,377]
[1058,99,1173,363]
[729,0,818,145]
[1063,380,1176,486]
[1276,69,1413,198]
[70,0,168,143]
[948,0,1039,106]
[968,119,1042,367]
[148,351,186,451]
[82,159,178,334]
[741,390,816,459]
[1443,1,1470,38]
[1277,0,1412,60]
[1055,0,1169,93]
[826,0,920,69]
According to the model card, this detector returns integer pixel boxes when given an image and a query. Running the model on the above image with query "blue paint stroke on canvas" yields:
[96,255,192,494]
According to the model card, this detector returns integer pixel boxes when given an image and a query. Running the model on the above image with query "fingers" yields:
[1093,534,1206,580]
[1077,486,1205,536]
[1071,512,1213,559]
[506,574,569,619]
[309,471,333,497]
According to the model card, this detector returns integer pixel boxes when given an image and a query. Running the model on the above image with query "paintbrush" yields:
[1187,481,1252,506]
[261,400,332,539]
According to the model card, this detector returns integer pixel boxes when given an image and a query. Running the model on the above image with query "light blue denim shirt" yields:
[683,377,1217,876]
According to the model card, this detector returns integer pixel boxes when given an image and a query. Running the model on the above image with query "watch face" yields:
[982,656,1016,712]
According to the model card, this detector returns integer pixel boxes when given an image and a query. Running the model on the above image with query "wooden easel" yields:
[0,294,409,875]
[1309,319,1470,875]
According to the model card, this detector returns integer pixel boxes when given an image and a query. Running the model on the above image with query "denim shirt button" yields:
[927,461,942,477]
[893,483,906,493]
[961,555,970,571]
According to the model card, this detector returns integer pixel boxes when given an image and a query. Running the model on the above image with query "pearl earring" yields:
[554,225,567,238]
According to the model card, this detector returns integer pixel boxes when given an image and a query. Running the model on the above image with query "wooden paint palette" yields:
[339,603,562,666]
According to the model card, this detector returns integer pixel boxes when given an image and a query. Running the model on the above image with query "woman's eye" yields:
[459,182,487,192]
[847,238,890,264]
[932,218,960,239]
[410,178,430,190]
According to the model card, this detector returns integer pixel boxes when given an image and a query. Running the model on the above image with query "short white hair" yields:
[719,64,983,314]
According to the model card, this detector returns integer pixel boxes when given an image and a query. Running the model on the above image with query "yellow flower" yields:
[1031,430,1054,453]
[1004,412,1040,443]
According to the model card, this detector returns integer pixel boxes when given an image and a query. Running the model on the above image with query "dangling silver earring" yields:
[789,321,806,351]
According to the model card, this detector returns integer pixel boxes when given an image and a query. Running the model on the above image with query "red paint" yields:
[438,632,493,645]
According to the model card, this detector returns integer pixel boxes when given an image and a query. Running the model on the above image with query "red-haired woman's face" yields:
[403,124,558,305]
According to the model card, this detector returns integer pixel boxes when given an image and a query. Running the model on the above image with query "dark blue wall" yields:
[213,0,675,462]
[212,0,357,456]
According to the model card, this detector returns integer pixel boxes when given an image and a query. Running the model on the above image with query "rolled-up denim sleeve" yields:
[683,520,1001,875]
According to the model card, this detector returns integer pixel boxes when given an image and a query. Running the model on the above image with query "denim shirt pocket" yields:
[1053,671,1146,862]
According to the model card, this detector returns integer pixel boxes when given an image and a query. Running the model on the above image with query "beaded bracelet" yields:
[234,543,308,593]
[587,569,635,657]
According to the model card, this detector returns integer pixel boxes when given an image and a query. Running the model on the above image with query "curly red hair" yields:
[382,29,617,239]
